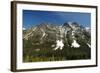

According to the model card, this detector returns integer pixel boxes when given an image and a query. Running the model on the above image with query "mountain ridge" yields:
[23,22,91,50]
[23,22,91,62]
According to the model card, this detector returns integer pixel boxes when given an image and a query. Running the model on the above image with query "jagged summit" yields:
[23,22,91,50]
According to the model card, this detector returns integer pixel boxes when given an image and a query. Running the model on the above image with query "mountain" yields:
[23,22,91,49]
[23,22,91,62]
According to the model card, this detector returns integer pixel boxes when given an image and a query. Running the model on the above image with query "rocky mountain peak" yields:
[23,22,91,50]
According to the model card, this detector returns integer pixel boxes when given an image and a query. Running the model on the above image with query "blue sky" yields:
[23,10,91,29]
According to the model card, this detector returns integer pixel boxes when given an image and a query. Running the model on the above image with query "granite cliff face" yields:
[23,22,91,50]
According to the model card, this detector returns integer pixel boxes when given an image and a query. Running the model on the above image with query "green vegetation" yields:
[23,39,91,62]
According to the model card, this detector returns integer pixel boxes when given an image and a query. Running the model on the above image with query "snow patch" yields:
[54,39,64,50]
[41,29,46,40]
[87,43,91,48]
[68,22,75,29]
[23,27,26,30]
[32,27,37,31]
[72,31,75,36]
[71,40,80,48]
[72,31,75,39]
[85,27,90,30]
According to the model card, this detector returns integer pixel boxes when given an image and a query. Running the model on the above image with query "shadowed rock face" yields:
[23,22,91,50]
